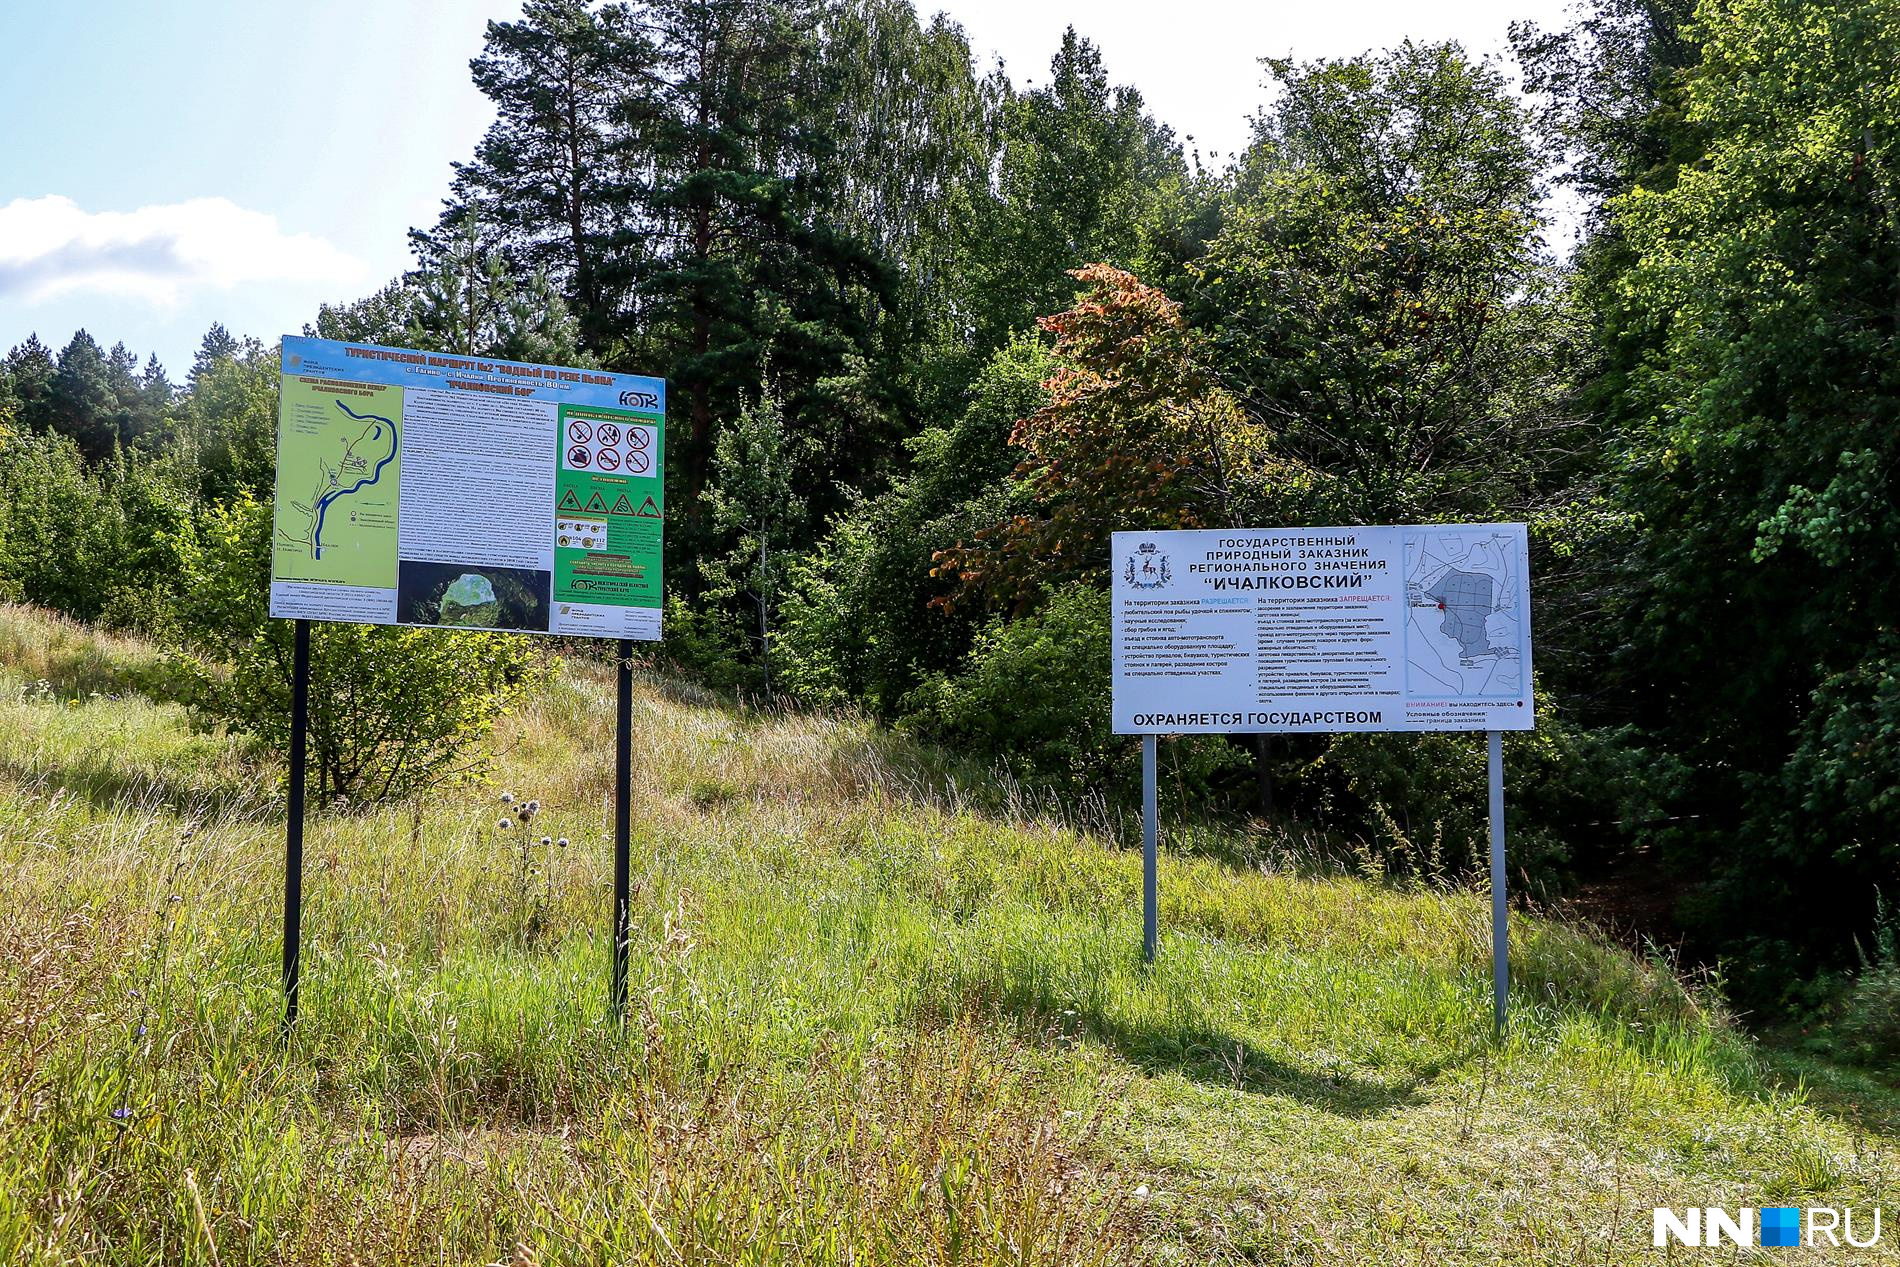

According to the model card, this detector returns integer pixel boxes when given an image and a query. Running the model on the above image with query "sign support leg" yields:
[1488,729,1507,1039]
[612,638,634,1023]
[1142,734,1158,964]
[282,618,310,1035]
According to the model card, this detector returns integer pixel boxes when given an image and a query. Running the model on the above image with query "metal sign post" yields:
[612,639,634,1023]
[1488,730,1508,1038]
[282,618,310,1034]
[1142,735,1159,964]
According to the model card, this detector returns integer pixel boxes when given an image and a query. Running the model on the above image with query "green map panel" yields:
[271,376,402,588]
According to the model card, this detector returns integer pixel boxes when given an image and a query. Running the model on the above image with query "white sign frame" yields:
[1111,524,1534,734]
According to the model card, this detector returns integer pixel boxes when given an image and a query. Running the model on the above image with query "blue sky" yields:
[0,0,1570,377]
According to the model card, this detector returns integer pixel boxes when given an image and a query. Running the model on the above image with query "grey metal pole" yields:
[1488,729,1507,1039]
[1142,734,1158,964]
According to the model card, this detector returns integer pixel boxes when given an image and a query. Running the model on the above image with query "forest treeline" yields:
[2,0,1896,1030]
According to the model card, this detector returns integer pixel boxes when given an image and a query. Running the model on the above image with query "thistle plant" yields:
[495,791,555,948]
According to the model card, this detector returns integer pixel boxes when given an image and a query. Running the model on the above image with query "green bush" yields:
[899,584,1117,796]
[0,430,198,626]
[896,584,1249,807]
[1307,708,1672,891]
[178,493,536,805]
[775,336,1052,713]
[1828,892,1900,1064]
[1836,966,1900,1065]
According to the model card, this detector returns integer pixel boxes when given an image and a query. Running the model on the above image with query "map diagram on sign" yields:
[1403,528,1525,698]
[272,378,401,587]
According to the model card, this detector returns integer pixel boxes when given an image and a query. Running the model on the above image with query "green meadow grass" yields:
[0,603,1893,1264]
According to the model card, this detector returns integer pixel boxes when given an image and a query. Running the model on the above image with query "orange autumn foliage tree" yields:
[933,263,1305,613]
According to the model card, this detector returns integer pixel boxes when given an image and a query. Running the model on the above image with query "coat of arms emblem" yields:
[1124,541,1171,589]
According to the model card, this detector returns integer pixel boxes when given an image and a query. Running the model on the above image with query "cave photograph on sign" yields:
[6,0,1898,1261]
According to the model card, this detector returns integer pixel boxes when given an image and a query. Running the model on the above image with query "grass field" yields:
[1,603,1894,1265]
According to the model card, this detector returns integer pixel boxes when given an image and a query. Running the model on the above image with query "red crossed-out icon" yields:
[596,447,621,471]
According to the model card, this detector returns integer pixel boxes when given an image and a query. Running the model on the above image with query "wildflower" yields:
[525,800,540,814]
[517,807,533,823]
[557,837,569,849]
[111,1107,132,1120]
[540,836,552,848]
[167,894,182,903]
[500,791,516,805]
[136,1025,147,1037]
[497,818,512,831]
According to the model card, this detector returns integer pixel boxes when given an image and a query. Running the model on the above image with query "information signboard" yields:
[269,336,665,640]
[1112,524,1533,733]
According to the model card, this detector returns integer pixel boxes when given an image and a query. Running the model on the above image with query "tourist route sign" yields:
[269,335,666,640]
[1111,524,1534,734]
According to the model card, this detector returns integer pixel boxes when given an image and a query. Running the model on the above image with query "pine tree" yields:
[104,341,143,448]
[48,331,121,460]
[191,323,242,387]
[413,0,658,350]
[5,335,56,432]
[137,354,175,447]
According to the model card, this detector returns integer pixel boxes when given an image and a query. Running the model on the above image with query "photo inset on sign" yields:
[396,560,551,632]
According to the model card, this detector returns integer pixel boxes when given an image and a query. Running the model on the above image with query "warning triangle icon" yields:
[585,490,609,513]
[559,488,583,511]
[610,492,636,516]
[635,495,662,519]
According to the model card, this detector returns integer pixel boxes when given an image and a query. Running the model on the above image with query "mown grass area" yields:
[0,602,1894,1265]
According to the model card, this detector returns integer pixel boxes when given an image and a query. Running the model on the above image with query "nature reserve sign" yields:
[1111,525,1534,734]
[269,336,666,641]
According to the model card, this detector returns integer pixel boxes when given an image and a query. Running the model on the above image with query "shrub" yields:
[1836,966,1900,1064]
[178,493,536,805]
[899,584,1118,797]
[1309,709,1671,892]
[774,336,1052,714]
[1832,891,1900,1064]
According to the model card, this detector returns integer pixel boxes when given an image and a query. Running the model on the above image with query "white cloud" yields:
[0,195,371,307]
